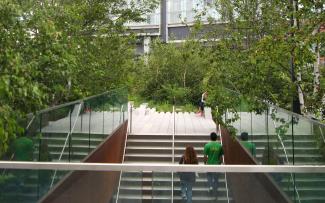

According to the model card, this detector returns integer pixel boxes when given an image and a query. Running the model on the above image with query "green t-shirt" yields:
[13,137,34,161]
[204,141,223,165]
[240,141,256,156]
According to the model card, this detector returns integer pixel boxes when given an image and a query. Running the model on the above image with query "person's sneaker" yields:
[182,194,187,201]
[209,186,213,192]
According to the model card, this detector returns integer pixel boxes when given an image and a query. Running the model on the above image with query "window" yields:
[204,0,213,6]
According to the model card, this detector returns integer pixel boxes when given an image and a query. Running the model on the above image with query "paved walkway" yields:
[41,105,125,135]
[130,104,217,135]
[227,110,312,135]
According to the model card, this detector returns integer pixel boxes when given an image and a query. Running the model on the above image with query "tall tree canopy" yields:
[0,0,157,156]
[202,0,324,118]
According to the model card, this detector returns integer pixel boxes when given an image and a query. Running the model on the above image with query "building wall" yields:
[126,0,219,26]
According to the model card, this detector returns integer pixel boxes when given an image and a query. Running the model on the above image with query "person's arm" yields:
[204,144,208,164]
[201,93,206,103]
[179,155,184,164]
[252,143,256,157]
[204,155,208,165]
[219,146,224,164]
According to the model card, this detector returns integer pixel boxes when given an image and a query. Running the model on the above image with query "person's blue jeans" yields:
[207,172,219,193]
[181,180,193,203]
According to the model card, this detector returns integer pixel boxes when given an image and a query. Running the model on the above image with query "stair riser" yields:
[119,189,229,197]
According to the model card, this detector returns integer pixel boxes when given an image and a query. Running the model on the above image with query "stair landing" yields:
[130,107,216,135]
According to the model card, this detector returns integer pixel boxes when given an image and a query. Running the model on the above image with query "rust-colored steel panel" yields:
[41,121,128,203]
[221,127,292,203]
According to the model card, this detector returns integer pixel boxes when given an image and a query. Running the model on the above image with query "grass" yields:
[128,96,197,113]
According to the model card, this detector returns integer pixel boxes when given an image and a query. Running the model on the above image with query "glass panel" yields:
[2,167,325,203]
[175,172,232,202]
[218,88,325,169]
[152,172,172,203]
[116,171,142,203]
[25,104,78,163]
[0,88,128,202]
[293,115,323,165]
[265,107,293,167]
[312,122,325,164]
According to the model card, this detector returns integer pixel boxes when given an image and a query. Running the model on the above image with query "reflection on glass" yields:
[0,88,128,202]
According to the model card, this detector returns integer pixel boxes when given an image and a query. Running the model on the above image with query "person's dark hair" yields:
[184,146,198,164]
[241,132,249,141]
[210,132,217,141]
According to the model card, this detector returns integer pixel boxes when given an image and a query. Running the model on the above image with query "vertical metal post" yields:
[102,99,105,135]
[88,105,91,153]
[250,112,253,142]
[239,105,242,134]
[113,104,115,130]
[291,116,295,165]
[69,107,72,162]
[123,105,125,122]
[291,115,296,202]
[39,113,42,162]
[37,113,42,199]
[81,109,83,132]
[171,105,175,203]
[172,106,175,163]
[266,108,270,164]
[160,0,168,43]
[130,104,133,134]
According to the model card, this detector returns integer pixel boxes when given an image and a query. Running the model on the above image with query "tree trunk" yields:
[296,72,305,113]
[183,69,187,88]
[313,43,321,94]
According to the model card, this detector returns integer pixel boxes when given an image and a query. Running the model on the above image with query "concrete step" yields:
[116,194,233,203]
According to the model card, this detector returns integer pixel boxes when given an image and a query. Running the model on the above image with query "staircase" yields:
[2,110,125,203]
[227,110,325,203]
[116,107,232,203]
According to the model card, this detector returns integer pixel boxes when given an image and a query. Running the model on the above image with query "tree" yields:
[134,39,210,104]
[0,0,158,157]
[203,0,324,118]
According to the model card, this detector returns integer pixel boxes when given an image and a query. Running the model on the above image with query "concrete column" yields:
[143,36,151,54]
[160,0,168,42]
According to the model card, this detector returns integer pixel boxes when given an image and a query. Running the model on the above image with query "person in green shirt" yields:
[204,132,223,193]
[9,136,34,189]
[12,136,34,161]
[240,132,256,156]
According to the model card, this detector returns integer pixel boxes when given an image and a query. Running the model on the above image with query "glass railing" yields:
[221,88,325,166]
[0,87,128,202]
[219,88,325,203]
[173,105,232,203]
[1,162,323,203]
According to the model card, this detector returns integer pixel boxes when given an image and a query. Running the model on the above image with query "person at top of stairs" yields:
[179,146,199,203]
[240,132,256,157]
[204,132,223,195]
[197,91,208,117]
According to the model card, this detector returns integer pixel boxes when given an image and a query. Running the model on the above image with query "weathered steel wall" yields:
[221,127,292,203]
[41,121,128,203]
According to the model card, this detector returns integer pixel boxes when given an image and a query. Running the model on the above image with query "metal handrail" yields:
[318,126,325,143]
[223,87,325,127]
[172,106,175,163]
[49,102,83,188]
[25,115,35,131]
[115,103,131,203]
[219,124,230,203]
[171,105,175,203]
[271,115,301,203]
[2,161,325,173]
[34,87,126,115]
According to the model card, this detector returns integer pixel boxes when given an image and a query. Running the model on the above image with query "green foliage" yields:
[0,0,157,157]
[156,102,173,113]
[134,39,210,105]
[314,125,325,161]
[204,0,325,119]
[226,125,237,138]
